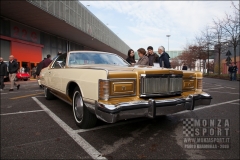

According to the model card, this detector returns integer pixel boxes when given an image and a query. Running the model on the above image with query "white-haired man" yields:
[158,46,171,68]
[8,55,20,91]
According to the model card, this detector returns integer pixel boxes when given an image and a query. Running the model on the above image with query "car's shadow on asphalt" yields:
[36,96,182,132]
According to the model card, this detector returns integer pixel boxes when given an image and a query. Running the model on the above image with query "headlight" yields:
[99,79,136,100]
[99,79,110,100]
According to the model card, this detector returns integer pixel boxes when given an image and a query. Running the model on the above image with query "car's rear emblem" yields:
[122,86,126,91]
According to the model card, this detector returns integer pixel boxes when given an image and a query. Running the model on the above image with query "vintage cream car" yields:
[40,51,212,128]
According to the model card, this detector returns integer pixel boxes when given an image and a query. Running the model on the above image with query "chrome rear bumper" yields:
[89,93,212,123]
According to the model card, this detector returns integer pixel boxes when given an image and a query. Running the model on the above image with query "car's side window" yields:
[52,54,67,69]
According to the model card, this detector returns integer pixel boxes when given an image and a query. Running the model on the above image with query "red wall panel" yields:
[11,41,42,62]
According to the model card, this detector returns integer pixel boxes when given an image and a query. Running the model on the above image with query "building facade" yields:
[0,0,130,69]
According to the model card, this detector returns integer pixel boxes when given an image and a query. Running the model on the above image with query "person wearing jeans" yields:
[8,55,20,91]
[232,63,238,81]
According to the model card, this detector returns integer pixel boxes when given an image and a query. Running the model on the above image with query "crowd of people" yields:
[126,46,172,68]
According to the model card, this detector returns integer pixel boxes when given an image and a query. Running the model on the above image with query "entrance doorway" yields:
[19,62,29,73]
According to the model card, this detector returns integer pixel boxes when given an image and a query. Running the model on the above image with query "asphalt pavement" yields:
[0,78,239,159]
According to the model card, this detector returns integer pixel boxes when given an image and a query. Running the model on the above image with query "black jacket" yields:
[8,60,19,74]
[232,66,238,73]
[228,66,233,73]
[126,57,136,64]
[0,61,8,76]
[159,52,171,68]
[36,60,44,76]
[147,52,159,66]
[182,65,188,70]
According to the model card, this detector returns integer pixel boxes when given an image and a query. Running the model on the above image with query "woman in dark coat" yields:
[126,49,136,65]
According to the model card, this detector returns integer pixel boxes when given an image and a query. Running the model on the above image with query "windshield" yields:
[68,52,129,66]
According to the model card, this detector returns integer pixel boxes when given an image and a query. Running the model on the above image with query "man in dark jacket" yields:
[36,58,46,77]
[182,63,188,70]
[158,46,171,68]
[232,63,238,81]
[0,57,8,91]
[8,55,20,91]
[53,51,62,60]
[228,63,233,81]
[146,46,159,66]
[42,54,52,68]
[36,58,46,89]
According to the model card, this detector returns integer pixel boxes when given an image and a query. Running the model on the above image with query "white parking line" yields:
[74,118,146,133]
[204,87,224,90]
[230,103,239,105]
[206,90,239,94]
[225,87,236,89]
[0,92,19,94]
[172,99,240,115]
[0,110,44,116]
[0,90,44,95]
[194,99,239,110]
[32,97,107,160]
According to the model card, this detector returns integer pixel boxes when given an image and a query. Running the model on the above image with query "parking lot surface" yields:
[1,78,239,159]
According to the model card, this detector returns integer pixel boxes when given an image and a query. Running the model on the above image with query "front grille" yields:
[140,74,182,97]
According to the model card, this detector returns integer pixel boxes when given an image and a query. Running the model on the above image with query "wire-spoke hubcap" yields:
[74,92,83,121]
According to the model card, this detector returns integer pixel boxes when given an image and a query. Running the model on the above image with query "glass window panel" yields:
[68,52,129,66]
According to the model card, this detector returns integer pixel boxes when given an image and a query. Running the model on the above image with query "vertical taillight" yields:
[197,79,203,89]
[99,80,110,100]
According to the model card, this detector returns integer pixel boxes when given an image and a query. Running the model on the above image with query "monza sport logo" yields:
[182,118,231,149]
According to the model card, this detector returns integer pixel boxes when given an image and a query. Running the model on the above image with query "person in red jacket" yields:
[42,54,52,68]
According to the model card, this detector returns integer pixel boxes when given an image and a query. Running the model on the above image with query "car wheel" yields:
[23,79,28,81]
[44,87,55,100]
[72,87,97,129]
